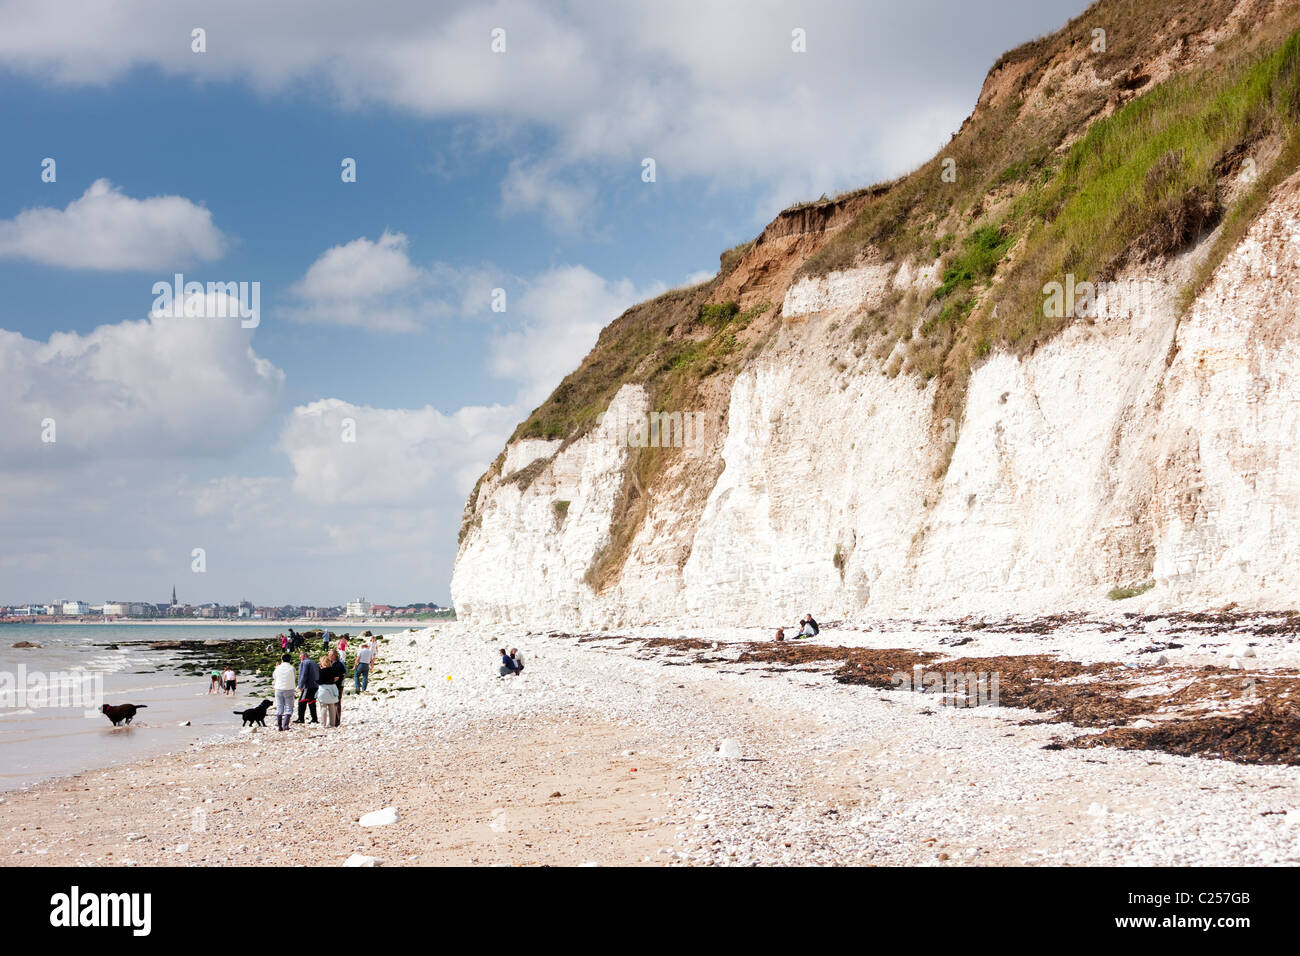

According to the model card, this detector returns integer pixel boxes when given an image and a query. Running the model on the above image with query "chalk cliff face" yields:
[453,0,1300,626]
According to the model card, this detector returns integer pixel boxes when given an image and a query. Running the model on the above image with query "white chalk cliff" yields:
[453,1,1300,626]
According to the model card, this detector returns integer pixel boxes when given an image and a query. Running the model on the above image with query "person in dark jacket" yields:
[498,648,521,677]
[295,650,320,724]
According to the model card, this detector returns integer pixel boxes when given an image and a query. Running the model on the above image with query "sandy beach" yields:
[2,617,1298,866]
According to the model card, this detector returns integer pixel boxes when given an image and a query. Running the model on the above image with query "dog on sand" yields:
[235,699,272,727]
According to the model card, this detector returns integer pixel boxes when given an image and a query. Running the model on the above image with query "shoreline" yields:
[3,617,1298,866]
[0,624,420,793]
[2,619,447,627]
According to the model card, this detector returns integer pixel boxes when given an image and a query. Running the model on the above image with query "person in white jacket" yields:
[272,654,297,731]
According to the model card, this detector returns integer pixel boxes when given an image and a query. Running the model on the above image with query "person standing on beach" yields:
[320,650,346,726]
[354,640,373,694]
[296,650,320,724]
[337,635,348,660]
[316,654,340,727]
[272,654,296,731]
[222,667,237,696]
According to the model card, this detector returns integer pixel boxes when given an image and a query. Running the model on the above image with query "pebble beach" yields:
[2,616,1298,866]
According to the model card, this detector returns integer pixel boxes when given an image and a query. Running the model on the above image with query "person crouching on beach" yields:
[296,650,320,724]
[509,647,524,675]
[272,654,296,731]
[499,648,521,677]
[208,669,221,694]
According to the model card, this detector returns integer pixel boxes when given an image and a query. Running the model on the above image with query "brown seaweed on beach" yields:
[1066,702,1300,764]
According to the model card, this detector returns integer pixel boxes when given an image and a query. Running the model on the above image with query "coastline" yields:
[0,623,416,792]
[3,618,448,627]
[3,617,1298,866]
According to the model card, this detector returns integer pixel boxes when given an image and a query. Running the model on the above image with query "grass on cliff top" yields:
[875,22,1300,428]
[510,288,768,448]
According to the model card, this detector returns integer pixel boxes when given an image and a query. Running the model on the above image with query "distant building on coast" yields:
[345,597,371,618]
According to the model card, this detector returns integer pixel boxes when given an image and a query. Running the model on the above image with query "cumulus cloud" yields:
[0,179,228,270]
[278,397,520,506]
[285,231,440,331]
[0,0,1087,222]
[489,264,663,407]
[0,306,283,463]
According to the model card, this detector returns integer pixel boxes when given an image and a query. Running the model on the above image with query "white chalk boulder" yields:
[359,807,401,827]
[344,854,384,867]
[718,739,742,759]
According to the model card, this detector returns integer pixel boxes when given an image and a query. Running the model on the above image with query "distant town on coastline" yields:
[0,591,452,623]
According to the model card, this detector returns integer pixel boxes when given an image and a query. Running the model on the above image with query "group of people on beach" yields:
[261,633,378,731]
[498,647,525,677]
[774,614,820,642]
[207,667,237,695]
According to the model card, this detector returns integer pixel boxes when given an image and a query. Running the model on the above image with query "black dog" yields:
[235,699,272,727]
[101,703,147,726]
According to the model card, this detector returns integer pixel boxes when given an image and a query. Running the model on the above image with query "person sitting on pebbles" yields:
[498,648,522,677]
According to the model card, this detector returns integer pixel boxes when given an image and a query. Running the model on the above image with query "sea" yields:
[0,622,414,791]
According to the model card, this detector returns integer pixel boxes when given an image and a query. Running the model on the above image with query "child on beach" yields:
[208,670,221,694]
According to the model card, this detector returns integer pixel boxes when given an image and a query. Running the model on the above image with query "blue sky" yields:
[0,0,1087,606]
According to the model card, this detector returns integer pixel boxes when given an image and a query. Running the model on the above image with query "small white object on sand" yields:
[344,853,383,866]
[359,807,401,827]
[718,739,742,759]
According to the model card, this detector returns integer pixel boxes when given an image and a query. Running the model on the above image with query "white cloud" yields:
[499,159,597,233]
[0,0,1086,224]
[285,230,438,331]
[0,179,228,270]
[0,306,283,464]
[278,397,520,506]
[489,264,663,407]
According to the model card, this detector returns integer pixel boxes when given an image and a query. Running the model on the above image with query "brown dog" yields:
[101,703,147,726]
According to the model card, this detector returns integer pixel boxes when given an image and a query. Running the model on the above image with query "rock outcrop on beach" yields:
[454,0,1300,627]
